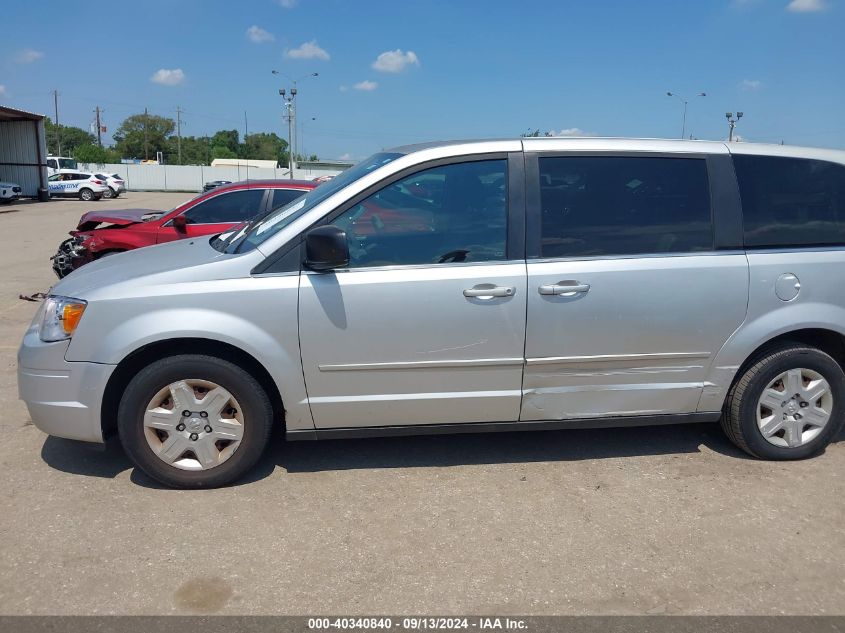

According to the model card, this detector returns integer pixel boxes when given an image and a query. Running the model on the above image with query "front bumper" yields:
[52,236,92,278]
[18,330,115,443]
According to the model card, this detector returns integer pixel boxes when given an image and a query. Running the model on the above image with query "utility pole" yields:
[52,89,61,156]
[726,111,744,142]
[175,106,184,165]
[94,106,103,148]
[143,107,149,161]
[279,88,295,179]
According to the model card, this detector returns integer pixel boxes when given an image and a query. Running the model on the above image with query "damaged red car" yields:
[52,180,316,278]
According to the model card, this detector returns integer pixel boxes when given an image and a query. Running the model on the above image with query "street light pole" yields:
[272,71,318,179]
[281,89,294,178]
[726,111,744,142]
[666,91,706,139]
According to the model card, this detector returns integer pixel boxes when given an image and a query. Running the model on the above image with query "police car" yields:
[47,170,110,201]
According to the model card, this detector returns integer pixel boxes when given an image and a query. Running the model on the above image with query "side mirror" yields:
[172,215,187,232]
[305,225,349,271]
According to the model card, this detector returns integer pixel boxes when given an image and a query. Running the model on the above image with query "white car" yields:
[47,170,110,201]
[94,172,126,199]
[0,181,22,204]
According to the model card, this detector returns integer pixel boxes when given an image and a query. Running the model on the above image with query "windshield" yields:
[58,158,77,170]
[229,152,403,253]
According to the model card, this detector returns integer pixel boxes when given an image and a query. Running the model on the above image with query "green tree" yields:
[211,145,237,160]
[113,113,176,160]
[240,132,288,164]
[45,118,96,156]
[73,144,120,164]
[166,135,213,165]
[211,130,239,155]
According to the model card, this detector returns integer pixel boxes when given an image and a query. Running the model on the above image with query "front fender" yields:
[66,276,313,430]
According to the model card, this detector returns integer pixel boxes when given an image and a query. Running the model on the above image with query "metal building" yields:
[0,105,48,198]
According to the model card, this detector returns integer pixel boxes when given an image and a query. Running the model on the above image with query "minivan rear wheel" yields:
[721,343,845,459]
[79,188,94,201]
[118,354,273,488]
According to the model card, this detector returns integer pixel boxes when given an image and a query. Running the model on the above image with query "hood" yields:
[76,208,164,231]
[52,235,232,298]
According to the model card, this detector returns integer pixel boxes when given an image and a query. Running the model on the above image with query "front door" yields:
[157,188,267,243]
[522,153,748,420]
[298,157,527,429]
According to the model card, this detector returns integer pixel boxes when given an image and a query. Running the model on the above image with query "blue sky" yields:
[1,0,843,160]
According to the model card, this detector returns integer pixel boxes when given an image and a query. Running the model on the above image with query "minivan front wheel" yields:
[118,355,273,488]
[722,343,845,459]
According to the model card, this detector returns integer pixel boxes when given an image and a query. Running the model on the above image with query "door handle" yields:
[538,282,591,296]
[463,285,516,298]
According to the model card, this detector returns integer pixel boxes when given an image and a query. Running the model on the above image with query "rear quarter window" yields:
[734,155,845,248]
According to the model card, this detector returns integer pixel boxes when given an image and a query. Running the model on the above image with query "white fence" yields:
[78,163,340,193]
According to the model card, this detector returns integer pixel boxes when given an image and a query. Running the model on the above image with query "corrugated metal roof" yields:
[0,105,46,121]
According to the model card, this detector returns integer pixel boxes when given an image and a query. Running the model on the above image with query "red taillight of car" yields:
[92,180,104,185]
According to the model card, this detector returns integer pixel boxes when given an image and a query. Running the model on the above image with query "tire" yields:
[102,187,114,199]
[79,188,94,201]
[721,342,845,460]
[118,354,273,488]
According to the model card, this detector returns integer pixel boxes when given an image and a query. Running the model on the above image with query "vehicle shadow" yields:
[40,422,845,486]
[273,422,748,474]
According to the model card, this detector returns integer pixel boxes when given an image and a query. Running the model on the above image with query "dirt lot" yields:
[0,192,843,615]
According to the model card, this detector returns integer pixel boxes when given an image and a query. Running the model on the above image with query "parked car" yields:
[51,180,316,278]
[0,181,22,203]
[19,138,845,489]
[95,173,126,199]
[47,170,110,201]
[203,180,232,192]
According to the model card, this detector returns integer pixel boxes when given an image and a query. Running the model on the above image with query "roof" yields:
[215,179,317,190]
[0,105,46,122]
[388,136,845,162]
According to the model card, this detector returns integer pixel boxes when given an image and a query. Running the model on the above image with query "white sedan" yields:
[47,170,110,201]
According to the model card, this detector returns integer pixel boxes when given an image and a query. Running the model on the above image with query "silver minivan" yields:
[18,138,845,488]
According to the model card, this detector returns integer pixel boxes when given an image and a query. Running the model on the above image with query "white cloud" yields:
[150,68,186,86]
[550,127,591,137]
[285,40,330,60]
[740,79,762,90]
[0,85,5,97]
[15,49,44,64]
[339,153,352,160]
[371,49,420,73]
[353,80,378,91]
[278,0,297,7]
[787,0,826,11]
[246,25,275,43]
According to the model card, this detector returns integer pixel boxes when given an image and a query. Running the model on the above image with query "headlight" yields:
[38,295,87,342]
